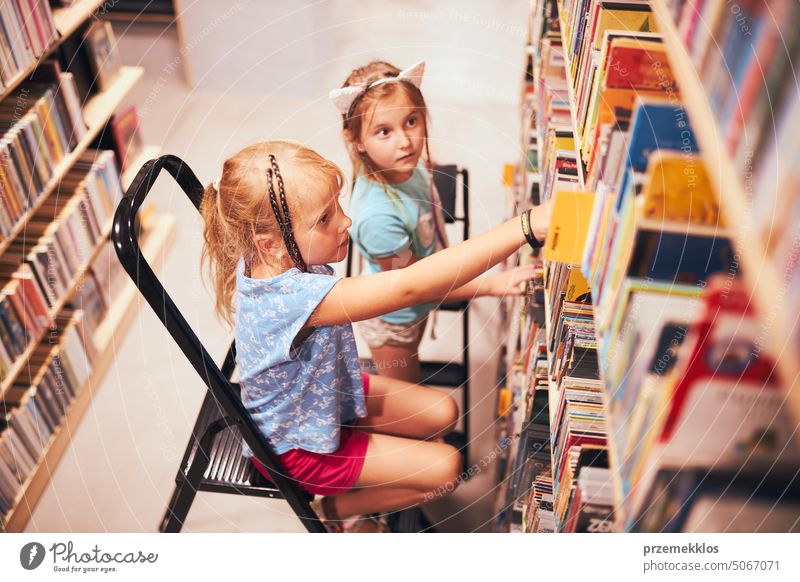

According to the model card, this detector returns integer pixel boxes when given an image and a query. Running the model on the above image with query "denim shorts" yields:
[356,315,429,349]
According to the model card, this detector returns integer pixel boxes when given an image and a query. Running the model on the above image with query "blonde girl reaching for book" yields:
[333,60,537,383]
[200,140,550,529]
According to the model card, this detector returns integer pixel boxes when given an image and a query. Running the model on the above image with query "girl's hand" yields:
[483,265,537,297]
[530,199,554,241]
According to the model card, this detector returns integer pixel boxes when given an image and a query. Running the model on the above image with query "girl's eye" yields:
[407,116,417,127]
[376,128,389,137]
[319,214,328,224]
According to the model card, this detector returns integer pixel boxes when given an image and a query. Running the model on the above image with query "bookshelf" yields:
[0,3,175,531]
[1,213,177,532]
[554,0,586,188]
[500,0,800,533]
[1,214,113,400]
[0,66,144,257]
[0,0,106,101]
[648,0,800,431]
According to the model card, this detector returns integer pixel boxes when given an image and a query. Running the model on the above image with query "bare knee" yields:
[427,444,462,496]
[429,395,459,440]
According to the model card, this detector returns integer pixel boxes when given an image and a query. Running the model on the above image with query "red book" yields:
[655,278,800,467]
[110,106,144,171]
[14,264,51,330]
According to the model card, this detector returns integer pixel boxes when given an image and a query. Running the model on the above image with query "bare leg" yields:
[358,373,457,440]
[328,488,427,520]
[369,343,420,383]
[327,432,461,520]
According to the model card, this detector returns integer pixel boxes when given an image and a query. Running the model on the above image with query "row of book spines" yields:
[0,0,58,88]
[522,472,554,532]
[1,254,113,392]
[670,0,800,156]
[0,71,88,239]
[524,1,612,531]
[557,11,677,177]
[0,149,120,369]
[543,5,728,288]
[0,310,90,518]
[562,467,615,532]
[581,184,730,335]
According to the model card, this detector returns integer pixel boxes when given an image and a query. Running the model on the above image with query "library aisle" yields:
[2,0,799,537]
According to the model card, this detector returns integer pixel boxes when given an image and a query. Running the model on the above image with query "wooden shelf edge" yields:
[649,0,800,420]
[101,12,178,25]
[52,0,106,37]
[2,212,177,532]
[0,66,144,257]
[82,66,144,127]
[93,213,178,352]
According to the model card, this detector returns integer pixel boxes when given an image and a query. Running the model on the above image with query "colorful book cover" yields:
[639,151,721,227]
[544,190,595,265]
[626,97,698,173]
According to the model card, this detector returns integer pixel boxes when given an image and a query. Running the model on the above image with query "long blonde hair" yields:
[339,60,431,183]
[200,140,345,325]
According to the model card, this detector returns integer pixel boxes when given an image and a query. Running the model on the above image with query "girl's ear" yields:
[254,234,275,257]
[344,128,366,153]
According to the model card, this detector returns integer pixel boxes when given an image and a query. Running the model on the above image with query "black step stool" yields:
[347,165,471,466]
[112,155,326,533]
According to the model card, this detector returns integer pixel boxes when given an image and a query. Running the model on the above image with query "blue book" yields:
[625,98,699,174]
[628,229,734,284]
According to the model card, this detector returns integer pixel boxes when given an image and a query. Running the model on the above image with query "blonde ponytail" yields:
[199,140,346,326]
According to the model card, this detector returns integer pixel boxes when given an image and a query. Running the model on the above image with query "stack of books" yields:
[0,1,59,90]
[0,310,91,518]
[0,62,88,241]
[0,149,122,381]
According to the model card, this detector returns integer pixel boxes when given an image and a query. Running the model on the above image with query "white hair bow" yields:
[329,61,425,115]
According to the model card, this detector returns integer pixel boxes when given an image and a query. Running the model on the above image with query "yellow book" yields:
[497,387,512,418]
[564,266,591,302]
[592,8,659,51]
[502,163,515,187]
[544,190,595,265]
[554,135,575,153]
[640,152,722,227]
[37,98,66,162]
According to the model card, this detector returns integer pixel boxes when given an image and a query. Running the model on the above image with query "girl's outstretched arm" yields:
[308,205,548,327]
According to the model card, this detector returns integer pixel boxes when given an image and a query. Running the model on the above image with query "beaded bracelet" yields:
[521,208,544,249]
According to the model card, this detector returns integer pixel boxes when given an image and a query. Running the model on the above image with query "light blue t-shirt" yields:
[349,164,437,324]
[235,262,367,455]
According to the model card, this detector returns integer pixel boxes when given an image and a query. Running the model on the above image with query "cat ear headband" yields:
[329,61,425,117]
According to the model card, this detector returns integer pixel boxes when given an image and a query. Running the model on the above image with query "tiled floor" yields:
[24,1,528,533]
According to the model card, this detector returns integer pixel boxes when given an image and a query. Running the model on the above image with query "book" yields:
[110,106,144,172]
[543,190,594,265]
[83,21,123,92]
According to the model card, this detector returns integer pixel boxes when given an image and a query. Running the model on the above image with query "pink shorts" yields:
[251,373,370,496]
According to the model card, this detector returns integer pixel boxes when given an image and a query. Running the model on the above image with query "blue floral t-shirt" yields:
[235,262,366,455]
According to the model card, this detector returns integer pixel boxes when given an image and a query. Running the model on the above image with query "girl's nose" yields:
[341,213,353,231]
